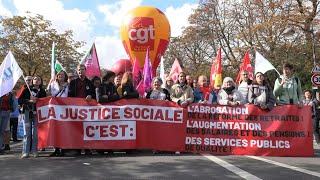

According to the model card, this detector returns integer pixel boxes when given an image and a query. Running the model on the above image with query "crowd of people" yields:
[0,62,318,158]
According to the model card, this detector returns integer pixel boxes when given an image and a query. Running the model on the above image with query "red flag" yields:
[235,50,253,84]
[168,58,183,83]
[210,48,222,88]
[16,86,25,98]
[80,43,101,78]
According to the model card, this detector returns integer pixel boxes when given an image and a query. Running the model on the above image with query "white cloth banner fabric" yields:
[0,51,23,97]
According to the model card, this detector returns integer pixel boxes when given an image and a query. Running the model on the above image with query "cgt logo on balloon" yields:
[83,121,136,140]
[128,17,155,51]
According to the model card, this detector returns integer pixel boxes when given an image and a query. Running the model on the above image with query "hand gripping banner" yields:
[37,97,313,156]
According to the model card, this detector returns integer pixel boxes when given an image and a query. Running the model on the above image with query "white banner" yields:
[0,51,23,96]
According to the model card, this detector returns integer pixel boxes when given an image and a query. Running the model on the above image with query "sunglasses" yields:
[26,79,32,82]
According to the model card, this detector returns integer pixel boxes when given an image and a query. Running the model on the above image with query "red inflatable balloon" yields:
[111,59,133,75]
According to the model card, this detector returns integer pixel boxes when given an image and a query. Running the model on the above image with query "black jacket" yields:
[18,86,47,112]
[96,83,120,103]
[68,77,96,99]
[121,82,139,99]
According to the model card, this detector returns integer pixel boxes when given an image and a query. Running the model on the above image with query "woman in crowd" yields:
[303,89,320,144]
[193,75,217,104]
[47,70,69,156]
[96,70,120,103]
[118,71,139,99]
[146,77,171,101]
[165,77,174,94]
[0,92,15,155]
[114,75,122,88]
[19,75,46,158]
[48,70,69,97]
[92,76,101,89]
[248,72,276,110]
[171,72,194,107]
[217,77,245,106]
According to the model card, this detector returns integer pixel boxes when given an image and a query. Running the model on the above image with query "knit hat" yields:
[222,77,235,88]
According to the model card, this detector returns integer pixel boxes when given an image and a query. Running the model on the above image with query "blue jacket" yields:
[10,97,19,118]
[193,87,217,104]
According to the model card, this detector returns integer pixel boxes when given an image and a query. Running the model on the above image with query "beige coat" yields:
[171,84,194,103]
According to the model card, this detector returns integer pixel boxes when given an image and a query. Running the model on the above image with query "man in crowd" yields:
[273,63,303,107]
[68,64,95,156]
[237,70,252,104]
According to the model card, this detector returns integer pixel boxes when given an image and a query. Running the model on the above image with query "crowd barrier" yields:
[37,97,313,156]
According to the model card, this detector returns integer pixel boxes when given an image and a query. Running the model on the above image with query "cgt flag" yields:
[168,58,182,83]
[80,43,101,78]
[235,50,253,84]
[210,48,222,89]
[0,51,23,97]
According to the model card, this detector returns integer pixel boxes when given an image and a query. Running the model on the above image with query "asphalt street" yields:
[1,141,320,179]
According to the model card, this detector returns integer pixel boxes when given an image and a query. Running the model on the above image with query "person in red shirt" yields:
[0,92,14,155]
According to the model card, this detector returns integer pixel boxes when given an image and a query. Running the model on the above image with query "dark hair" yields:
[77,64,86,70]
[283,63,294,70]
[253,72,270,88]
[91,76,101,83]
[177,72,187,84]
[33,75,43,88]
[304,89,312,94]
[56,70,68,83]
[102,70,116,82]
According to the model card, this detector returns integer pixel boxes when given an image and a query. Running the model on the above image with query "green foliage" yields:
[0,13,85,87]
[163,0,320,90]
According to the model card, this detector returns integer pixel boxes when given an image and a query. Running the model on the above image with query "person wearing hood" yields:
[217,77,245,106]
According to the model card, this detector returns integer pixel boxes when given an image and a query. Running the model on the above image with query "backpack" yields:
[278,77,299,97]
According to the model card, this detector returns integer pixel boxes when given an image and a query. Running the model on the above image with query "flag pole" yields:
[21,74,32,95]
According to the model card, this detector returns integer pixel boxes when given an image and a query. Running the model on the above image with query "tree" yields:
[163,0,320,89]
[0,13,84,85]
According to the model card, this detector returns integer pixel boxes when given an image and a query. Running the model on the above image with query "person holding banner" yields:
[96,70,120,103]
[238,70,253,104]
[68,64,95,101]
[303,90,320,144]
[48,70,69,97]
[217,77,245,106]
[19,75,46,158]
[248,72,276,111]
[146,77,171,101]
[171,72,194,108]
[193,75,217,104]
[0,92,15,155]
[92,76,101,89]
[47,70,69,156]
[114,75,122,89]
[273,63,303,107]
[118,71,139,99]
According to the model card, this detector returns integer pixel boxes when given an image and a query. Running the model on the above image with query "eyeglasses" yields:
[26,79,32,82]
[241,74,249,76]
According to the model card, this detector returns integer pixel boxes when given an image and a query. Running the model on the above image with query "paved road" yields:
[1,142,320,179]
